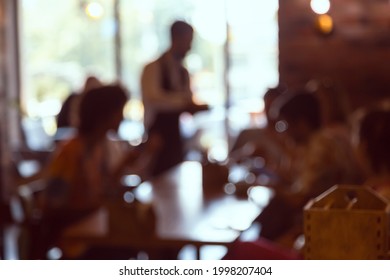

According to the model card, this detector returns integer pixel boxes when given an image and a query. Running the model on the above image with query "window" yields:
[19,0,278,154]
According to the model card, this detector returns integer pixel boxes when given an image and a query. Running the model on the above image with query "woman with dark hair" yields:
[39,84,159,258]
[141,20,207,177]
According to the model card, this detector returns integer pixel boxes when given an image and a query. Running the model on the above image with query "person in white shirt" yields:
[141,20,207,177]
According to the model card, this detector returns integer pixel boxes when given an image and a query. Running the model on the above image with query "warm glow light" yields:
[310,0,331,15]
[85,2,104,19]
[316,14,334,35]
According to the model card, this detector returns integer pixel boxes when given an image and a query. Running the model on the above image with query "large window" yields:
[227,0,279,131]
[20,0,116,148]
[19,0,278,154]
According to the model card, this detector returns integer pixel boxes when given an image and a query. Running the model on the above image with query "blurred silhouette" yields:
[38,84,159,258]
[311,79,351,128]
[353,102,390,200]
[55,75,103,141]
[223,238,302,260]
[257,90,362,244]
[228,85,293,186]
[141,20,207,177]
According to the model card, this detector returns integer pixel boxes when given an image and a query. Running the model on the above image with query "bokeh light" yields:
[85,2,104,19]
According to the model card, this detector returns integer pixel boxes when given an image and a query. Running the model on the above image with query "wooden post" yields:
[0,0,20,258]
[113,0,123,82]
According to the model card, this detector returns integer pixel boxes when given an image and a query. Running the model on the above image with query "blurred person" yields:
[230,86,285,153]
[228,85,293,185]
[353,103,390,200]
[141,20,207,177]
[223,237,302,260]
[307,78,353,146]
[257,91,362,244]
[39,84,159,258]
[313,79,351,128]
[11,76,104,203]
[56,75,103,140]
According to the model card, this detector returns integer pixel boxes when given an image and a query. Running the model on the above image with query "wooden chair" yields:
[10,180,47,259]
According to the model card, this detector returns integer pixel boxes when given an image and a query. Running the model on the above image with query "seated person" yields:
[353,102,390,200]
[221,90,362,259]
[223,238,302,260]
[40,84,159,257]
[257,91,362,244]
[229,86,293,185]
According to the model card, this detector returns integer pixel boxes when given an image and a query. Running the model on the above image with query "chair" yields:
[0,201,13,259]
[9,180,47,259]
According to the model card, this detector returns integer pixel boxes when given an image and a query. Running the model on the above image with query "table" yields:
[62,161,273,259]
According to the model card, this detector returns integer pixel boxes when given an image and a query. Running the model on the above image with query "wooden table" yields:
[62,161,273,259]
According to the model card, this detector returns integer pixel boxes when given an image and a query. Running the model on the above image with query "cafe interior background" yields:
[0,0,390,259]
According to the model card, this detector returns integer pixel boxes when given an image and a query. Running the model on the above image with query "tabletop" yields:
[62,161,273,257]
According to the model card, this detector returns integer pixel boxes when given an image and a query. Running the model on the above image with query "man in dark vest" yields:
[141,20,207,177]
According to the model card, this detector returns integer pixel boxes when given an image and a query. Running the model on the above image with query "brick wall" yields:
[278,0,390,109]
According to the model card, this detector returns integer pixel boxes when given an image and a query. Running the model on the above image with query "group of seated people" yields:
[225,81,390,259]
[12,75,390,260]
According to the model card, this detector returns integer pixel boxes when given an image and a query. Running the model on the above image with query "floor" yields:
[1,221,260,260]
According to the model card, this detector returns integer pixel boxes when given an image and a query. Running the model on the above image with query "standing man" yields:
[141,20,207,177]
